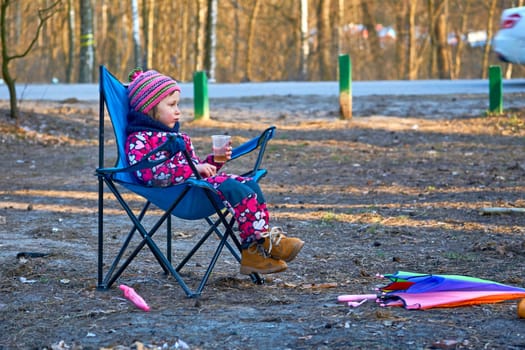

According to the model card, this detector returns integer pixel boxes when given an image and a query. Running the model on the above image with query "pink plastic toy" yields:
[337,294,377,307]
[119,284,150,311]
[337,294,377,303]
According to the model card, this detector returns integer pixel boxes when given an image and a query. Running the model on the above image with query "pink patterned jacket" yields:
[125,131,221,187]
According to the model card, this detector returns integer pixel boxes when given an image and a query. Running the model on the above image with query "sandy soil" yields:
[1,93,525,349]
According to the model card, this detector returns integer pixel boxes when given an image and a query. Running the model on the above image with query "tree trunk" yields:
[481,0,498,79]
[393,1,405,80]
[66,0,75,83]
[450,0,470,80]
[435,5,451,79]
[299,0,309,80]
[427,0,437,77]
[0,0,18,119]
[361,1,383,79]
[79,0,95,82]
[130,0,141,68]
[318,0,332,80]
[231,0,240,80]
[195,0,206,72]
[180,0,189,80]
[145,0,155,69]
[337,0,344,54]
[407,0,418,79]
[1,0,60,119]
[205,0,217,82]
[245,0,260,81]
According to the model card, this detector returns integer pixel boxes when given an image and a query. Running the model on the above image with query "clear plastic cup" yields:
[211,135,231,163]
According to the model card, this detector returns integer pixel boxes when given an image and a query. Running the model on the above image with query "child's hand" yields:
[225,144,232,161]
[196,163,217,178]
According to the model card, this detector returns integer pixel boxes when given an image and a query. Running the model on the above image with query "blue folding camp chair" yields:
[96,65,276,297]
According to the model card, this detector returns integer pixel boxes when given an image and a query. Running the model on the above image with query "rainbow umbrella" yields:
[338,271,525,310]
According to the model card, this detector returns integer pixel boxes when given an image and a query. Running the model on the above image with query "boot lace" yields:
[260,226,286,255]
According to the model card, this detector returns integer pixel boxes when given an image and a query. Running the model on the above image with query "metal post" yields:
[193,71,209,120]
[339,54,352,119]
[489,65,503,114]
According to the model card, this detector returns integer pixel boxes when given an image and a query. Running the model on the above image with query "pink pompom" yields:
[128,68,144,82]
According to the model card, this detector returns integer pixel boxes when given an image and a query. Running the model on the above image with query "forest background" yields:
[3,0,525,86]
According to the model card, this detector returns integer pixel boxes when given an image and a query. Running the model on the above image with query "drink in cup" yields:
[212,135,231,163]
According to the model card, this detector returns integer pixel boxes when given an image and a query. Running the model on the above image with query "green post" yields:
[489,65,503,114]
[193,71,209,120]
[339,54,352,119]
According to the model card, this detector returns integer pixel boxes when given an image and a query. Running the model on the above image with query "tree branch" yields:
[7,0,62,60]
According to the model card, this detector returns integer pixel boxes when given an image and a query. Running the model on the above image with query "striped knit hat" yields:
[127,68,181,114]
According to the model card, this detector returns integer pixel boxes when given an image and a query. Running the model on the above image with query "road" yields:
[0,78,524,101]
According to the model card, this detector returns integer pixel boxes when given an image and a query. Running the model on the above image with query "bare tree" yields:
[205,0,217,82]
[195,0,206,72]
[230,0,240,81]
[427,0,437,77]
[0,0,61,120]
[318,0,332,80]
[435,0,451,79]
[79,0,94,82]
[449,0,470,79]
[130,0,141,69]
[361,1,383,79]
[144,0,155,69]
[66,0,75,82]
[299,0,309,80]
[2,0,525,84]
[245,0,260,81]
[337,0,344,54]
[180,0,190,80]
[407,0,418,79]
[481,0,498,78]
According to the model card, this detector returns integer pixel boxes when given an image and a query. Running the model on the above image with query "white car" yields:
[493,6,525,64]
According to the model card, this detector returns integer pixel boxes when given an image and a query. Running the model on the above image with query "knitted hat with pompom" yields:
[127,68,181,114]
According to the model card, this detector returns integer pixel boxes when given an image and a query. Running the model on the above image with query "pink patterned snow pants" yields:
[205,173,269,245]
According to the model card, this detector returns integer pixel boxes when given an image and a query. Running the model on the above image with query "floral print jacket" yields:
[126,130,224,187]
[124,109,224,187]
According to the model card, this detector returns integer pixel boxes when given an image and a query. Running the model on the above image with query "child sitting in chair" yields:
[124,68,304,275]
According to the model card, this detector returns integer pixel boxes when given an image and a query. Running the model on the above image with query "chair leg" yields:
[205,210,264,285]
[194,224,232,295]
[99,175,264,297]
[101,179,199,296]
[99,201,152,289]
[167,215,172,264]
[175,224,216,271]
[207,216,241,260]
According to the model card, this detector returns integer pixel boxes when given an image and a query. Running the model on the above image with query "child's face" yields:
[152,91,181,129]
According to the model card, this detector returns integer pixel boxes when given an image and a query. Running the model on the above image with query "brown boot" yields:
[240,244,287,275]
[262,227,304,262]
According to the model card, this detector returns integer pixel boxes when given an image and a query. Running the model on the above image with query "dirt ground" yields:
[1,92,525,350]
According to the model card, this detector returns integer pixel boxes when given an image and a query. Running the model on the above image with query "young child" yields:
[124,68,304,275]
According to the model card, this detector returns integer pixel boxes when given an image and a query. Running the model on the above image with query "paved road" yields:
[1,79,524,101]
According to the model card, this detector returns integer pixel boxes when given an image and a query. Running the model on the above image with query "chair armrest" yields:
[96,134,190,176]
[231,126,276,161]
[229,126,276,177]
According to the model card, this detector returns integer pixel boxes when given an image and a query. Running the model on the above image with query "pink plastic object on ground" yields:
[119,284,150,311]
[337,294,377,302]
[337,294,377,307]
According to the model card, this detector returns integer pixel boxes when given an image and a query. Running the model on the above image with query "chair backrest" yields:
[99,65,137,184]
[98,65,224,219]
